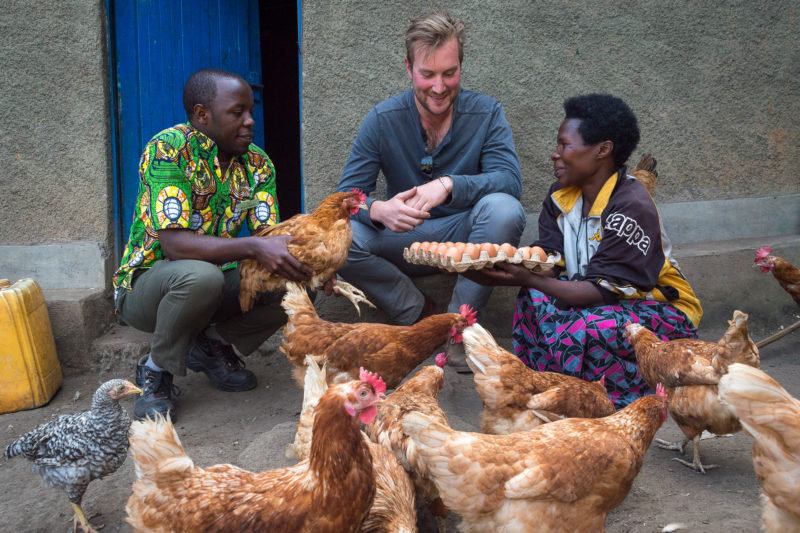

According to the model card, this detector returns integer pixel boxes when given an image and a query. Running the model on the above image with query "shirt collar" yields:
[551,171,619,217]
[183,122,248,165]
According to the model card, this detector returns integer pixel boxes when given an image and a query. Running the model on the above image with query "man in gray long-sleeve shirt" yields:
[337,11,526,327]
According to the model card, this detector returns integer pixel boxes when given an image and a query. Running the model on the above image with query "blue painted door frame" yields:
[108,0,264,251]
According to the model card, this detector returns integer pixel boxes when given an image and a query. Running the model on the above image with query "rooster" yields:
[625,310,760,473]
[719,364,800,533]
[462,323,615,434]
[239,189,374,314]
[289,356,417,533]
[125,369,385,533]
[401,384,669,533]
[754,245,800,348]
[280,282,477,388]
[365,354,452,533]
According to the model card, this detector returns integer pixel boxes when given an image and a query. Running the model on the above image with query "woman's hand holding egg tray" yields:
[403,241,557,273]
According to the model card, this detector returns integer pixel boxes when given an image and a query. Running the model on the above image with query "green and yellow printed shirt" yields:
[113,123,279,294]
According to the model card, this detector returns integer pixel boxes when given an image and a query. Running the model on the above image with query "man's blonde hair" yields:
[405,12,466,66]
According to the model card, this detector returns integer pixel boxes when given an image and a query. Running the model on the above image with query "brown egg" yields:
[409,242,421,254]
[451,242,466,256]
[445,247,463,262]
[479,242,498,258]
[498,243,516,258]
[419,241,432,253]
[435,242,450,258]
[530,246,546,261]
[463,243,480,260]
[517,246,532,260]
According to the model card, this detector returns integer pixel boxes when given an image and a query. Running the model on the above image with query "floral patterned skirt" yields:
[512,287,697,409]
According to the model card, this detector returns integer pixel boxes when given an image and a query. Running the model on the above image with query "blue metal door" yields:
[109,0,264,247]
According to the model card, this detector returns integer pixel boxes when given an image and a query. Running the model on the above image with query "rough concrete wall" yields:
[0,0,112,245]
[300,1,799,212]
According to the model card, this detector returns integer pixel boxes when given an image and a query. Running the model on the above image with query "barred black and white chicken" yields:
[4,379,141,533]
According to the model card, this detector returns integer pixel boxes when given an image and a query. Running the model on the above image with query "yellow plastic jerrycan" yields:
[0,278,62,414]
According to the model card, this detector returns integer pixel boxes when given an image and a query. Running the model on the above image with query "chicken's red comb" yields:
[434,352,449,367]
[459,304,477,325]
[754,246,772,262]
[656,383,667,398]
[351,188,367,204]
[359,367,386,395]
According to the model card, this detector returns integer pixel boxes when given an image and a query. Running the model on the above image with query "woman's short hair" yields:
[563,94,640,167]
[405,12,466,67]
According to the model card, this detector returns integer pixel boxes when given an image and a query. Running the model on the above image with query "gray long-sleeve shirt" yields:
[337,88,522,228]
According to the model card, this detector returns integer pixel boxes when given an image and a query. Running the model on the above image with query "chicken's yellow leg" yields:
[70,503,103,533]
[671,435,719,474]
[333,280,375,315]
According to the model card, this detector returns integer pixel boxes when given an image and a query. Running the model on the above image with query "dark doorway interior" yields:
[259,0,303,219]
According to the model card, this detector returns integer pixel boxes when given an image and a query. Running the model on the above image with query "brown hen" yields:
[280,282,476,388]
[625,310,760,473]
[290,356,418,533]
[754,245,800,348]
[125,371,385,533]
[755,245,800,305]
[719,363,800,533]
[238,189,373,313]
[365,354,451,533]
[462,323,615,434]
[401,385,669,532]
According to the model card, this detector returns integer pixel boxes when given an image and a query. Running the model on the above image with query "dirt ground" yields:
[1,318,798,532]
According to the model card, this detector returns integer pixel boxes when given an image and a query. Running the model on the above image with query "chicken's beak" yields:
[358,201,368,210]
[127,384,144,397]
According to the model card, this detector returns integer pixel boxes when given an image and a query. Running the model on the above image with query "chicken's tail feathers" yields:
[631,153,658,196]
[289,355,328,460]
[281,282,319,323]
[461,322,508,375]
[633,153,657,175]
[717,310,760,368]
[303,355,328,403]
[128,414,194,482]
[719,364,800,451]
[4,439,24,460]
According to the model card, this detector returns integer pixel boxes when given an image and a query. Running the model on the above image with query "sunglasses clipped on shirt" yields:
[420,155,433,180]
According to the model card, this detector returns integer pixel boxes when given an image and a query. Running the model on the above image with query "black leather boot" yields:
[134,356,177,420]
[187,334,257,392]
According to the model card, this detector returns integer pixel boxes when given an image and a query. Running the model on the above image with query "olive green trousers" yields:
[116,259,285,376]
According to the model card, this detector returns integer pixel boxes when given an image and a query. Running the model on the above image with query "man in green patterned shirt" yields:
[113,69,313,420]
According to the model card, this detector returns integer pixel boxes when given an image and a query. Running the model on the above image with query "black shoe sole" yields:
[207,378,257,392]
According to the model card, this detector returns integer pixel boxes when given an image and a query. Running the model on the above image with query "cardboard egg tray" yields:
[403,246,557,274]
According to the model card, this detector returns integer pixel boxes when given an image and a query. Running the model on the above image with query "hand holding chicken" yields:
[239,189,373,314]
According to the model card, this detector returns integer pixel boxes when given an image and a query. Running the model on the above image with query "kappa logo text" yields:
[605,212,650,255]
